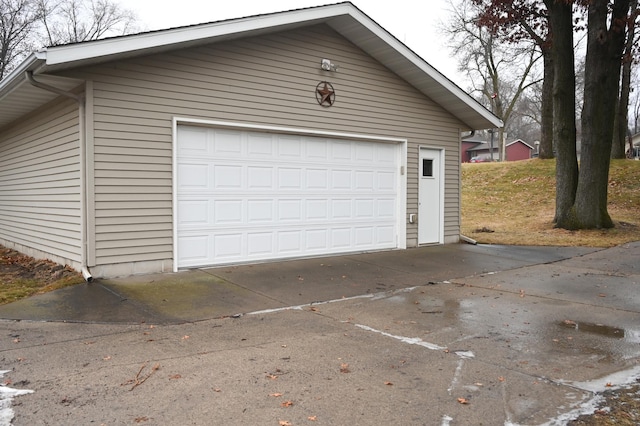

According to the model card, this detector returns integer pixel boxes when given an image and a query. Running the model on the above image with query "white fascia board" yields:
[343,8,503,130]
[0,53,45,99]
[43,3,354,66]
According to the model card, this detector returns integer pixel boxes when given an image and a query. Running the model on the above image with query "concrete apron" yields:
[1,242,639,425]
[0,244,602,324]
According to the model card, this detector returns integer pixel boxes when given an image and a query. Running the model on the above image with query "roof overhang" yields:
[0,1,502,131]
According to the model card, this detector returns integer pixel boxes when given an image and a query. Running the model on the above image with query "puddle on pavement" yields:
[558,320,625,339]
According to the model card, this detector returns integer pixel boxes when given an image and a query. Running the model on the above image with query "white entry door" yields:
[176,126,402,268]
[418,148,442,244]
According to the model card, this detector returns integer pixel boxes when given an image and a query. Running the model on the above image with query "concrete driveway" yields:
[0,242,639,425]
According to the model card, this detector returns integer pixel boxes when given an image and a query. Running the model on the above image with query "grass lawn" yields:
[462,158,640,247]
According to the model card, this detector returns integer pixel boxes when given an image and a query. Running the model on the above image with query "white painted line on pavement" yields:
[353,324,447,350]
[0,370,33,426]
[246,287,420,316]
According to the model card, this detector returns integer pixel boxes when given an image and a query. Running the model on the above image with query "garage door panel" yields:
[248,200,274,222]
[177,126,400,268]
[307,140,328,159]
[331,228,352,248]
[213,130,242,155]
[307,200,328,220]
[178,163,208,188]
[331,170,352,189]
[278,168,302,189]
[213,200,242,224]
[214,233,242,258]
[306,229,328,250]
[214,165,242,188]
[331,141,352,161]
[178,235,209,264]
[307,169,328,189]
[378,199,396,217]
[178,200,209,224]
[278,136,303,158]
[247,166,274,188]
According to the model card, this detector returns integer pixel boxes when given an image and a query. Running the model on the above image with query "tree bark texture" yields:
[538,49,555,159]
[573,0,630,229]
[611,0,637,159]
[545,0,578,226]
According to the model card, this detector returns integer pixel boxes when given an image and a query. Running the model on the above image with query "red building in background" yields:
[461,138,534,162]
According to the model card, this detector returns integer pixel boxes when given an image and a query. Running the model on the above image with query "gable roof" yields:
[506,139,534,149]
[0,2,503,131]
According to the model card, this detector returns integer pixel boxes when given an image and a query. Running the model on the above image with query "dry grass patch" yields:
[0,247,84,305]
[462,159,640,247]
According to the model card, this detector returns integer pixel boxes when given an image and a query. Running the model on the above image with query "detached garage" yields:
[0,2,501,279]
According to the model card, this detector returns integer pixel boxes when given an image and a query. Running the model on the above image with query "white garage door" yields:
[176,126,401,268]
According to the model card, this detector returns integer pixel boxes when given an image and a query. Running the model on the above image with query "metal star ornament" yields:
[316,81,336,107]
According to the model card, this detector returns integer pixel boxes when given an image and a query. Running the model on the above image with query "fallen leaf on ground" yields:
[134,417,149,423]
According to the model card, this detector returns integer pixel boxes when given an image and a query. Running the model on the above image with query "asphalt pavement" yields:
[1,242,639,425]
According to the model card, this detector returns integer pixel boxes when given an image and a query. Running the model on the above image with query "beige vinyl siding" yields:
[0,98,82,264]
[67,24,463,267]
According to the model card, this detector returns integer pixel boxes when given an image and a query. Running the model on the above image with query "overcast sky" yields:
[120,0,464,86]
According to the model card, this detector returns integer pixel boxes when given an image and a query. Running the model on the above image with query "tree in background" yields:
[611,0,639,158]
[0,0,41,80]
[472,0,555,159]
[36,0,137,45]
[442,0,542,160]
[0,0,137,79]
[543,0,579,225]
[568,0,631,229]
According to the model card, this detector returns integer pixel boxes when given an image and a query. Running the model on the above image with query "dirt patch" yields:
[0,246,84,305]
[569,383,640,426]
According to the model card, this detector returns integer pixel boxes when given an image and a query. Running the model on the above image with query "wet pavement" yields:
[0,242,639,425]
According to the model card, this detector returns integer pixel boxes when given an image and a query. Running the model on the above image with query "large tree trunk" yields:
[545,0,578,226]
[538,48,555,159]
[611,0,637,159]
[572,0,630,229]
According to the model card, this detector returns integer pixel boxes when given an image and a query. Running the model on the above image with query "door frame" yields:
[418,146,445,245]
[171,117,408,271]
